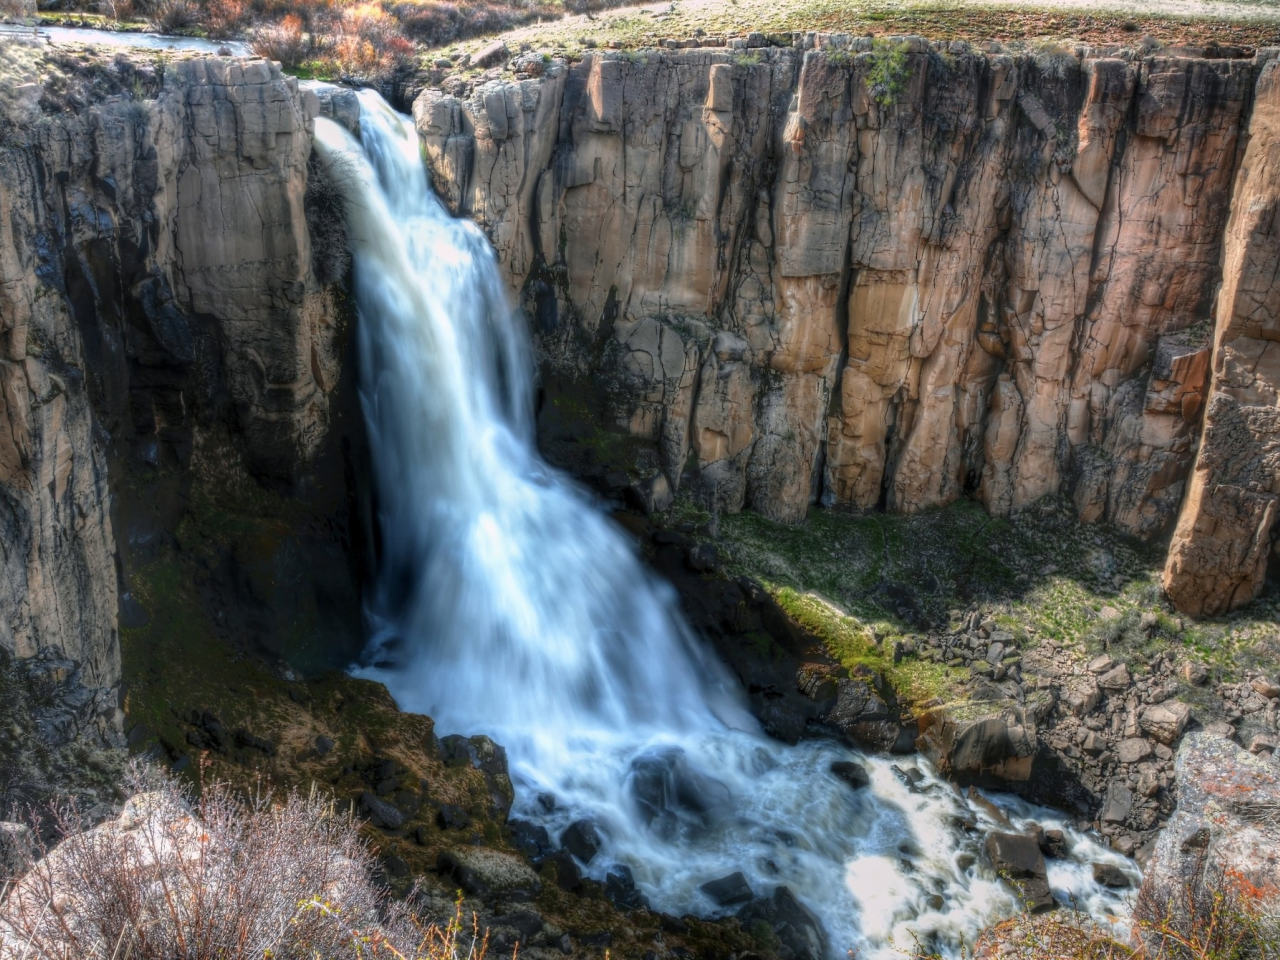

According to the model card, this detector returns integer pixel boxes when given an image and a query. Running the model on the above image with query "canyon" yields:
[2,28,1280,958]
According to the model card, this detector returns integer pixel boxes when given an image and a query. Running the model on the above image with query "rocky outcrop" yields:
[1134,733,1280,942]
[1163,57,1280,616]
[0,51,345,729]
[415,43,1252,536]
[416,42,1280,616]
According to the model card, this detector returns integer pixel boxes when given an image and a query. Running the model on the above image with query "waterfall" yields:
[312,91,1138,959]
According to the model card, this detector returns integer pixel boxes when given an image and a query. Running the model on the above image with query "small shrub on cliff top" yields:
[865,37,909,107]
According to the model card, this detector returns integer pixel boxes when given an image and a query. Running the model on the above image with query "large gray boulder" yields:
[1135,734,1280,942]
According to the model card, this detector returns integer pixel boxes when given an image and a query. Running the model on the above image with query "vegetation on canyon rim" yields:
[8,0,1280,84]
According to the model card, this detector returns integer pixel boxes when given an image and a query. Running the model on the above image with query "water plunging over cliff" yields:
[313,91,1137,959]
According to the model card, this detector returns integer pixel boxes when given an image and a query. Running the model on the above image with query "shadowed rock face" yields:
[414,42,1280,614]
[0,55,345,726]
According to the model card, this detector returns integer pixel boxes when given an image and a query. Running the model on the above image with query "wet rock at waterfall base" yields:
[1092,862,1131,888]
[738,886,829,960]
[508,818,552,858]
[605,864,649,909]
[916,699,1038,785]
[830,760,871,791]
[560,819,601,864]
[984,832,1055,913]
[629,747,733,838]
[700,871,754,906]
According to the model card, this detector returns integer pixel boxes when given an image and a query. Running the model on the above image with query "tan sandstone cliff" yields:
[414,40,1280,613]
[0,51,340,730]
[1163,58,1280,616]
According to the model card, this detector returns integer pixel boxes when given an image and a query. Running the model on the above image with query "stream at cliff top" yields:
[313,90,1140,959]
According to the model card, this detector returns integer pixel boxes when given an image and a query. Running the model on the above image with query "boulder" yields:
[916,700,1038,784]
[560,819,601,864]
[984,832,1055,913]
[1139,701,1191,745]
[1100,782,1133,824]
[1116,737,1153,764]
[1135,734,1280,945]
[700,871,753,906]
[437,848,542,901]
[1092,862,1132,888]
[1097,664,1131,693]
[472,40,509,68]
[738,886,829,960]
[829,761,870,791]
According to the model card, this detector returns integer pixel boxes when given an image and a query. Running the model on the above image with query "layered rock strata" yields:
[0,52,342,727]
[415,41,1280,613]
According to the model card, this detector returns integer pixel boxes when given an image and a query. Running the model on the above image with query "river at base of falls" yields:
[312,90,1141,960]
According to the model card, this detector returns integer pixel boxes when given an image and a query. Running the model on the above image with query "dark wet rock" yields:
[1092,862,1131,888]
[984,832,1054,913]
[830,761,871,791]
[437,848,541,901]
[579,931,613,949]
[360,791,407,830]
[701,871,754,906]
[659,913,690,934]
[916,699,1038,785]
[1135,734,1280,941]
[605,864,648,909]
[560,819,601,864]
[1038,828,1066,859]
[541,849,583,890]
[508,818,552,859]
[738,886,829,960]
[629,747,732,838]
[314,734,335,756]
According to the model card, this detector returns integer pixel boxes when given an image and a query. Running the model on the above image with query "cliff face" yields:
[414,41,1280,613]
[0,52,349,733]
[1164,59,1280,616]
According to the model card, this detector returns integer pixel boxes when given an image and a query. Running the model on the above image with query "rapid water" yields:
[313,91,1139,959]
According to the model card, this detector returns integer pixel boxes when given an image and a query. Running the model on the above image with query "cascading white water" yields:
[313,91,1140,959]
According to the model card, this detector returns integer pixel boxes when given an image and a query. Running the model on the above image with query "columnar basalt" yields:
[415,42,1280,614]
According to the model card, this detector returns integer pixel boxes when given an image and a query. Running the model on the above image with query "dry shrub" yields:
[148,0,199,31]
[0,0,33,21]
[202,0,248,38]
[0,773,486,960]
[250,12,313,67]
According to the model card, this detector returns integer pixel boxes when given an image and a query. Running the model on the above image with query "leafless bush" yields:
[0,774,384,959]
[148,0,198,32]
[0,0,34,21]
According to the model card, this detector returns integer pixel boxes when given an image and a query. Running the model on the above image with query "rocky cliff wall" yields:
[415,41,1280,614]
[0,50,349,734]
[1164,58,1280,616]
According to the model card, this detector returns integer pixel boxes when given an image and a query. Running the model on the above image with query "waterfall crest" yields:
[312,92,1137,959]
